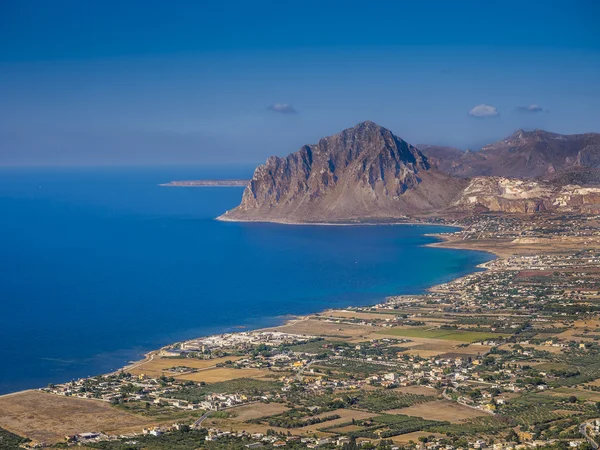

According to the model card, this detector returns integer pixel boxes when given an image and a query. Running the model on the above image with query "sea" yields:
[0,166,493,394]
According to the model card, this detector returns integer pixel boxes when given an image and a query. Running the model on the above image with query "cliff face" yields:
[574,145,600,169]
[219,121,467,222]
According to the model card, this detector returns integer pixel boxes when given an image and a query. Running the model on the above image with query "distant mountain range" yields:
[219,122,600,223]
[418,129,600,180]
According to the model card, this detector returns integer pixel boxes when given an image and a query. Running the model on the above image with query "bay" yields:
[0,166,492,394]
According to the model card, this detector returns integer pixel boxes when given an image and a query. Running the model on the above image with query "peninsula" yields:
[159,180,249,187]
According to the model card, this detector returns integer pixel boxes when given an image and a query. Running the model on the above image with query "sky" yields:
[1,0,600,165]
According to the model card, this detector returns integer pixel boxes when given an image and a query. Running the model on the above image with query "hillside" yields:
[419,129,600,179]
[218,121,467,223]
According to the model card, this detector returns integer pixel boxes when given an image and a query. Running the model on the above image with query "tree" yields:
[506,429,519,443]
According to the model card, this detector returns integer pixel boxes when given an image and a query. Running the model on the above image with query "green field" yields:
[378,328,509,343]
[542,387,600,401]
[165,378,282,403]
[0,427,29,449]
[533,362,570,371]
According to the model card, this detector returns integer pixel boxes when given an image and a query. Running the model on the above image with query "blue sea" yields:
[0,166,493,394]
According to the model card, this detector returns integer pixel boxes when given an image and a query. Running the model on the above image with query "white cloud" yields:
[468,104,499,118]
[516,104,544,113]
[267,103,297,114]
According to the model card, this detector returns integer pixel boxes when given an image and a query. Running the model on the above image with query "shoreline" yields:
[216,214,462,228]
[0,223,484,398]
[112,225,495,383]
[424,232,502,259]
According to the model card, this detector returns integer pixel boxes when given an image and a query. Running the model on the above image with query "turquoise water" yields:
[0,166,492,394]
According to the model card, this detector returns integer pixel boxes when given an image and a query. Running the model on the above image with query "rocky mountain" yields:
[419,129,600,179]
[415,145,466,175]
[546,167,600,186]
[219,122,600,223]
[543,144,600,185]
[573,144,600,169]
[219,121,467,222]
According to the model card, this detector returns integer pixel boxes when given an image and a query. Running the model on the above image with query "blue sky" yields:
[1,0,599,165]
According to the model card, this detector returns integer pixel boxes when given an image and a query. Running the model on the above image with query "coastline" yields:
[126,222,490,369]
[424,232,502,258]
[0,222,482,398]
[216,214,460,228]
[111,225,495,385]
[4,213,600,447]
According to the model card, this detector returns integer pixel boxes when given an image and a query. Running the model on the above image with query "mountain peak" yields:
[511,129,526,139]
[219,122,462,222]
[353,120,380,128]
[507,129,557,141]
[346,121,395,136]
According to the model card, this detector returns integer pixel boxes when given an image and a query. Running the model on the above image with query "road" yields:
[296,360,316,381]
[580,422,599,450]
[193,410,213,428]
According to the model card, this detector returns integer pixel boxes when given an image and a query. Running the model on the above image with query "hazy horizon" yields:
[1,0,599,166]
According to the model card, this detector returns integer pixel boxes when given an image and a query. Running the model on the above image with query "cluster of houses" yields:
[166,331,317,356]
